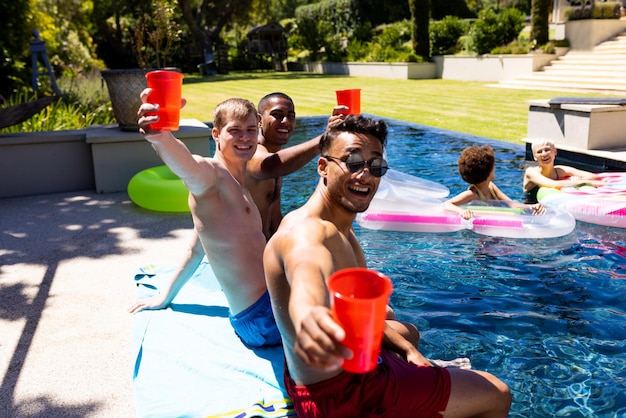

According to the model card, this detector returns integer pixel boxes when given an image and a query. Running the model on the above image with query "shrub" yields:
[565,2,620,20]
[430,16,469,55]
[467,8,525,55]
[294,0,360,60]
[347,20,416,62]
[0,71,114,133]
[491,40,531,54]
[553,38,570,48]
[540,42,556,54]
[592,2,622,19]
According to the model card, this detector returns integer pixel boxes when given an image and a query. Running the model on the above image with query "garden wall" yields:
[295,55,555,82]
[293,19,626,82]
[432,54,557,82]
[0,130,93,198]
[294,62,437,80]
[565,19,626,50]
[0,120,210,198]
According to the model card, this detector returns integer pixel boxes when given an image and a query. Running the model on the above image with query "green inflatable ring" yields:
[536,186,560,202]
[128,165,190,213]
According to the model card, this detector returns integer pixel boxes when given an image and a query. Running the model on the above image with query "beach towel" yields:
[132,261,294,418]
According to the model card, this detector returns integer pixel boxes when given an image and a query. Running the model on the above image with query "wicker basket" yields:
[101,69,151,132]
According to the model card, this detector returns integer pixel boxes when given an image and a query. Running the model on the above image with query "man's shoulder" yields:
[276,207,320,233]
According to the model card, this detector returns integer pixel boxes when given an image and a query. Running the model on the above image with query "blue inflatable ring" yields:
[128,165,190,213]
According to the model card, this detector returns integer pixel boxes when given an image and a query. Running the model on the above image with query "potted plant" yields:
[101,0,180,131]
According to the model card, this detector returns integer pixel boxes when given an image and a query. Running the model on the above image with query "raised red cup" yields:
[146,70,184,131]
[328,267,392,373]
[335,89,361,115]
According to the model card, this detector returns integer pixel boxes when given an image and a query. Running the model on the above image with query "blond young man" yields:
[136,96,279,348]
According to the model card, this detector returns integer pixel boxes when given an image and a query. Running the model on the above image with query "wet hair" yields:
[257,92,294,114]
[531,138,556,154]
[457,144,495,185]
[319,115,387,155]
[213,98,257,131]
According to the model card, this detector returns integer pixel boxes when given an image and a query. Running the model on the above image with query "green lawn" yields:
[180,72,612,144]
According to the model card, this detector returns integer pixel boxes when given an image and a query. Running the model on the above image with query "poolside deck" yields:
[0,190,194,417]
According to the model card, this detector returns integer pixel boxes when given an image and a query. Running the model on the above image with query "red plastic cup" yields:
[327,267,392,373]
[146,70,184,131]
[335,89,361,115]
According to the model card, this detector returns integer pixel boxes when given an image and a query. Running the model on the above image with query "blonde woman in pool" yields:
[523,139,606,204]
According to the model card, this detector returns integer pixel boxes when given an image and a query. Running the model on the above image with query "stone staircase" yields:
[497,31,626,94]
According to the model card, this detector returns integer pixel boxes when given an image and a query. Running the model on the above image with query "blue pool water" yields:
[282,116,626,417]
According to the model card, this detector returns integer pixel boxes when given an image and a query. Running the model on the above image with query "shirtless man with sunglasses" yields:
[264,114,512,417]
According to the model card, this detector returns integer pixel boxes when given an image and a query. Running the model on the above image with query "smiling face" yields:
[259,96,296,151]
[211,98,259,163]
[212,112,259,163]
[532,142,557,167]
[321,131,384,214]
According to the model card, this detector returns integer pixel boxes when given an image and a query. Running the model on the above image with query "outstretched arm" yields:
[558,165,603,180]
[265,221,349,371]
[129,233,205,313]
[248,135,322,180]
[524,166,606,192]
[138,88,216,196]
[247,109,346,180]
[444,190,477,220]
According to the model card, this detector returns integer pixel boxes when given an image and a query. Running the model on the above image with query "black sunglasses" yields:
[323,153,388,177]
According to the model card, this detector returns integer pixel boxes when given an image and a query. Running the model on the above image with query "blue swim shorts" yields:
[229,291,282,348]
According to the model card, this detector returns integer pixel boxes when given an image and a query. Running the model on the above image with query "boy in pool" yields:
[444,144,544,220]
[263,115,512,417]
[523,138,606,204]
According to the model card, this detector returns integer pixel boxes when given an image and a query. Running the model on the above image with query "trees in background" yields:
[0,0,551,98]
[531,0,551,45]
[467,7,525,54]
[465,0,530,14]
[0,0,32,97]
[0,0,104,98]
[432,0,474,19]
[410,0,432,59]
[177,0,254,65]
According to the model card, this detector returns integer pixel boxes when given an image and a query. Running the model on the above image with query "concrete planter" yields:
[86,119,210,193]
[555,47,570,57]
[294,55,554,82]
[0,130,94,198]
[565,19,626,50]
[432,54,556,82]
[527,99,626,150]
[294,61,437,80]
[0,119,210,198]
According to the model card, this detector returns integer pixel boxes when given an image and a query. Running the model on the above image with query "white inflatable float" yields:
[358,171,576,239]
[538,172,626,228]
[380,168,450,199]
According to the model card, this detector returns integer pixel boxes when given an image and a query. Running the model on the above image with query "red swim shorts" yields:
[285,350,451,417]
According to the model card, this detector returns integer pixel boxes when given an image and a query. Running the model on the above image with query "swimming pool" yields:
[283,116,626,417]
